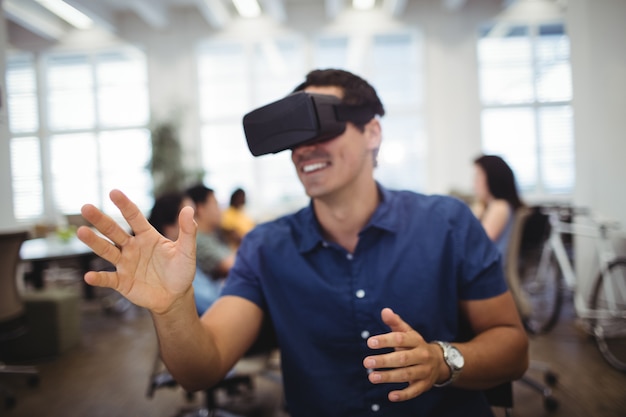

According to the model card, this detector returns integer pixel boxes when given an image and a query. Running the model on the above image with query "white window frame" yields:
[6,47,152,224]
[477,23,574,201]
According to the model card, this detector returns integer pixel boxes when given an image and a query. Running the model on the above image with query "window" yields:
[6,48,152,222]
[313,32,426,192]
[477,23,574,197]
[6,54,43,220]
[363,32,426,192]
[316,31,426,191]
[197,38,307,217]
[197,30,424,218]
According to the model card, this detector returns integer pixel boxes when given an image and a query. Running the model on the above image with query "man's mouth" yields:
[302,161,330,174]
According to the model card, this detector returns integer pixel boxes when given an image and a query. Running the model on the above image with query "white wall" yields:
[412,0,499,195]
[569,0,626,229]
[567,0,626,295]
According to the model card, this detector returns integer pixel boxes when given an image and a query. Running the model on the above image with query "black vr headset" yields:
[243,91,378,156]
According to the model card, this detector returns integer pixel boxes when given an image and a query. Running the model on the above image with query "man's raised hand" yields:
[76,189,198,314]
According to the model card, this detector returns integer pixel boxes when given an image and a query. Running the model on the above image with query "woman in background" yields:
[472,155,524,257]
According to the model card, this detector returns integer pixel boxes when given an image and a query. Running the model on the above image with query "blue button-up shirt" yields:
[221,185,506,417]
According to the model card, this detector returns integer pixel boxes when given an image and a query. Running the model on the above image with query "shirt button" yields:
[371,404,380,412]
[356,289,365,298]
[322,241,329,247]
[361,330,370,339]
[346,253,353,260]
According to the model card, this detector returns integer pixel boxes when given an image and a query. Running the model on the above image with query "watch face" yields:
[449,347,465,369]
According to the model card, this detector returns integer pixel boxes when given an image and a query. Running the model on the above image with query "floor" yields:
[2,288,625,417]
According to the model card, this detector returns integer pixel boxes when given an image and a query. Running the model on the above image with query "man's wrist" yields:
[434,344,452,385]
[432,341,464,387]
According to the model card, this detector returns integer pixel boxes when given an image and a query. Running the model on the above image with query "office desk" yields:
[20,236,97,298]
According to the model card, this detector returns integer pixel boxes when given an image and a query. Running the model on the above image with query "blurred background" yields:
[0,1,625,415]
[0,0,624,230]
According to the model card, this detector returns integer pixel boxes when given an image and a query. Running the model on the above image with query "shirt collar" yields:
[296,183,403,254]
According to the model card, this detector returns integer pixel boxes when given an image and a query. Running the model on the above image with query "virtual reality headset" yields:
[243,91,378,156]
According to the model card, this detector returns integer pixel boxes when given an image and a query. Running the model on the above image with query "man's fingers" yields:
[76,225,121,265]
[109,189,153,236]
[83,270,119,291]
[176,205,197,258]
[366,308,424,351]
[381,307,413,333]
[364,341,433,369]
[386,381,431,402]
[364,349,414,370]
[80,203,132,248]
[366,363,431,384]
[365,364,436,402]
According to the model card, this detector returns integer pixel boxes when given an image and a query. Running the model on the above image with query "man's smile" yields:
[302,161,331,173]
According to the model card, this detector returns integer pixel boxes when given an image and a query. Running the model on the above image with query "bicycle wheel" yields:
[518,246,563,334]
[590,258,626,372]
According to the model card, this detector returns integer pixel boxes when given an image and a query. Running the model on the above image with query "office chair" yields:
[484,382,514,417]
[0,231,40,410]
[147,316,283,417]
[506,207,559,412]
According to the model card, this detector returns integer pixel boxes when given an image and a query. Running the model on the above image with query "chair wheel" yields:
[544,396,559,412]
[544,371,558,386]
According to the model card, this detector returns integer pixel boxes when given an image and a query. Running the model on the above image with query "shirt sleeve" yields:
[454,200,508,300]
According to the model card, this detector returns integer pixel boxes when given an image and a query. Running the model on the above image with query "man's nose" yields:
[292,140,320,155]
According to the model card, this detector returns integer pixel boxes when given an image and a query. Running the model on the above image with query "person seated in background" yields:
[220,187,255,250]
[78,69,528,417]
[471,155,525,259]
[185,184,235,313]
[147,191,193,242]
[471,154,532,319]
[147,191,220,315]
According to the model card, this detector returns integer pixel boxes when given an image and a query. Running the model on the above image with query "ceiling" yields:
[2,0,477,41]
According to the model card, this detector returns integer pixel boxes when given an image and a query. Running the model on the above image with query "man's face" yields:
[197,193,222,229]
[290,85,381,199]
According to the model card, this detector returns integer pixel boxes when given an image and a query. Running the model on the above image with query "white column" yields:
[569,0,626,229]
[0,0,18,230]
[568,0,626,295]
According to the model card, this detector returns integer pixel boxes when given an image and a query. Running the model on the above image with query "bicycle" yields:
[515,204,626,371]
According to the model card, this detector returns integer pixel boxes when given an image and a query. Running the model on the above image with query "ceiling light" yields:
[36,0,93,29]
[353,0,376,11]
[495,0,564,25]
[232,0,262,18]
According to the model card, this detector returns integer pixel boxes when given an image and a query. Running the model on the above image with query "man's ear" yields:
[365,118,382,151]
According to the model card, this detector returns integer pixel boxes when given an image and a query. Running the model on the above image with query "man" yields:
[77,69,528,417]
[185,184,235,279]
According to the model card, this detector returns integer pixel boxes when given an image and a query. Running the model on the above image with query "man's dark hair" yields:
[293,68,385,129]
[293,69,385,166]
[148,191,185,235]
[185,184,214,206]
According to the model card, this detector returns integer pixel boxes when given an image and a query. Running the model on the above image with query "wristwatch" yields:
[432,341,464,387]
